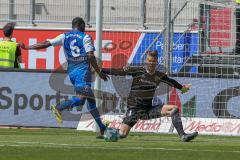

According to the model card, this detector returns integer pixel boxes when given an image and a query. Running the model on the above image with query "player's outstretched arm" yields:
[101,68,127,76]
[159,73,191,93]
[88,51,109,81]
[160,74,183,89]
[20,41,51,50]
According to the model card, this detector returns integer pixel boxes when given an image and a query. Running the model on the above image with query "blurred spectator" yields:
[0,23,21,68]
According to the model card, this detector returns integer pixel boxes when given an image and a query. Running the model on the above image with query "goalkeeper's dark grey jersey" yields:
[102,66,183,109]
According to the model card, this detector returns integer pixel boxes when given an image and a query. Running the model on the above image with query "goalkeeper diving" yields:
[102,50,198,142]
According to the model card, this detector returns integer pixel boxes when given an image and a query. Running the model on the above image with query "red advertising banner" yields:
[0,29,141,69]
[210,8,232,47]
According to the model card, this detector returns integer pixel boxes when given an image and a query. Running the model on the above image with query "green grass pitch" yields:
[0,128,239,160]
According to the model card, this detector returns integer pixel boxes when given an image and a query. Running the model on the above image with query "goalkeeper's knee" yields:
[119,130,128,139]
[170,106,179,116]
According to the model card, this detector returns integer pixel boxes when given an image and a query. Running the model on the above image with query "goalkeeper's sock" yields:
[87,100,106,131]
[171,107,185,137]
[57,97,85,111]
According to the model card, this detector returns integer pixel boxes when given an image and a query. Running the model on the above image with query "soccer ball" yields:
[103,127,119,142]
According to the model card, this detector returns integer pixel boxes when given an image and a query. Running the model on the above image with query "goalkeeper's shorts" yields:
[122,104,163,128]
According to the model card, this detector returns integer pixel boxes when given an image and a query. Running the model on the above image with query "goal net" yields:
[77,0,240,136]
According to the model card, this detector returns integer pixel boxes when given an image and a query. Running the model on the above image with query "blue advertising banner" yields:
[131,32,198,73]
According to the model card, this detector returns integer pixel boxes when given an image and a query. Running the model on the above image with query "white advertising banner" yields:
[77,115,240,136]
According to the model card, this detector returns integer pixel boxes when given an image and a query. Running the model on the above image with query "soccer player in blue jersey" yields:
[21,17,108,137]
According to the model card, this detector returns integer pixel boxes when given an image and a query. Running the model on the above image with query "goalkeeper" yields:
[102,50,198,142]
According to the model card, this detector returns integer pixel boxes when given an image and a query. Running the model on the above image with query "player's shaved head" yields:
[72,17,85,32]
[3,22,15,37]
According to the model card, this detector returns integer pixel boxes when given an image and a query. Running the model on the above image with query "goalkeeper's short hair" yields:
[146,50,158,58]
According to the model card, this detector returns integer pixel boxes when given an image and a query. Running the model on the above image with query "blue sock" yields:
[57,97,85,111]
[87,101,106,131]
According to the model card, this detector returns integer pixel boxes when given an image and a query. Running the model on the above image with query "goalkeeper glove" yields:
[181,85,190,94]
